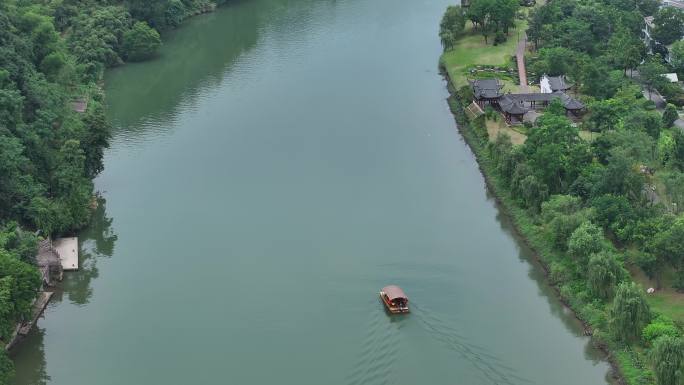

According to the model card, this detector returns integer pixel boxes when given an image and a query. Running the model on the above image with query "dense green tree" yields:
[567,221,607,262]
[663,171,684,213]
[622,110,662,139]
[541,194,583,221]
[671,41,684,75]
[608,28,644,75]
[0,249,41,320]
[81,101,111,178]
[541,195,592,249]
[519,175,549,212]
[0,348,13,385]
[551,18,595,53]
[652,7,684,46]
[125,0,168,28]
[637,0,660,16]
[611,282,651,342]
[673,130,684,171]
[165,0,186,28]
[592,194,636,240]
[587,98,625,132]
[531,47,578,76]
[591,151,645,200]
[122,21,162,62]
[650,336,684,385]
[440,6,466,50]
[581,63,623,99]
[651,216,684,269]
[523,109,591,193]
[467,0,519,43]
[633,215,674,281]
[638,56,668,99]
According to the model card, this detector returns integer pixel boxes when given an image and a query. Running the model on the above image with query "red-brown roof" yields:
[382,285,408,301]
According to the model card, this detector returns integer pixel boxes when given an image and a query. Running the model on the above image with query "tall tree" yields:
[440,6,466,50]
[610,282,651,342]
[638,56,667,99]
[587,251,624,300]
[608,28,645,75]
[652,7,684,46]
[567,221,607,263]
[670,40,684,75]
[523,108,591,193]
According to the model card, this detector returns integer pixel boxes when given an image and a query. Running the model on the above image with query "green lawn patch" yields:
[441,19,527,88]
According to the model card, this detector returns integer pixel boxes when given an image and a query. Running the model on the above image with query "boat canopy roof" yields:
[382,285,408,301]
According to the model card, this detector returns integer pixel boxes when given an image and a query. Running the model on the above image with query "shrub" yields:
[643,99,657,110]
[580,301,608,330]
[493,32,507,45]
[643,316,680,345]
[549,261,571,285]
[663,104,679,128]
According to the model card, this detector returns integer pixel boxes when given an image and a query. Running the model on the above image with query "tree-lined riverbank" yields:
[0,0,232,380]
[439,1,684,383]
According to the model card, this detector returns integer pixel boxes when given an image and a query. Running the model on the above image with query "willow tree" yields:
[610,282,651,342]
[567,221,606,263]
[439,6,465,50]
[587,251,623,300]
[650,336,684,385]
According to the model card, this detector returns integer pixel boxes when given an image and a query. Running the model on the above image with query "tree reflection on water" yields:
[9,196,117,385]
[54,195,118,306]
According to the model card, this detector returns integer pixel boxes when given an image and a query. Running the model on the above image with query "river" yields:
[11,0,614,384]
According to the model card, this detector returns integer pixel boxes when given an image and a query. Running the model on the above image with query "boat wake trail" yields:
[346,306,401,385]
[411,303,533,385]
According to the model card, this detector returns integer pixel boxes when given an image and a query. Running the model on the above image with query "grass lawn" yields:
[630,265,684,325]
[441,19,527,88]
[578,130,598,142]
[485,117,527,145]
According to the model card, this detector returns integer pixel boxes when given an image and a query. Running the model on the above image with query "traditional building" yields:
[540,74,573,93]
[470,78,585,124]
[469,79,504,107]
[36,240,63,287]
[499,94,529,123]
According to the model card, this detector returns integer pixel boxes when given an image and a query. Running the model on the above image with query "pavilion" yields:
[470,79,585,124]
[469,79,504,107]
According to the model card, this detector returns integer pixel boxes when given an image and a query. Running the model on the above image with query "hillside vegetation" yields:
[0,0,230,381]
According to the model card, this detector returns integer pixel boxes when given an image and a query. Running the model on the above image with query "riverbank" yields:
[440,69,630,384]
[436,0,684,380]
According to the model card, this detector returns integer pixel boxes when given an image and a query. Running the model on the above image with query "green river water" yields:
[11,0,615,384]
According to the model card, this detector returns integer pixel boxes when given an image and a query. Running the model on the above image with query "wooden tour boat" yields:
[379,285,409,314]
